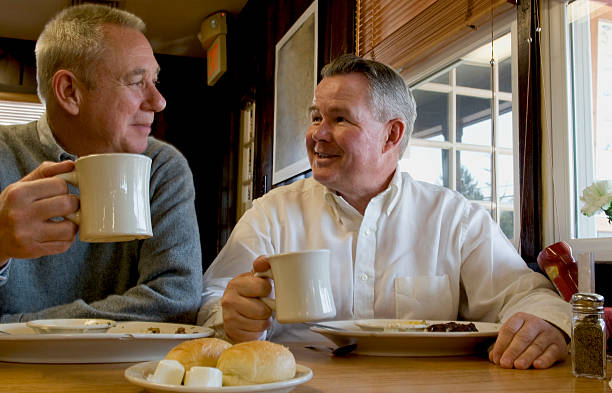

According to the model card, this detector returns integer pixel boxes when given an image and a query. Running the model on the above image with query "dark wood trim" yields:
[517,0,543,262]
[0,91,40,103]
[318,0,356,71]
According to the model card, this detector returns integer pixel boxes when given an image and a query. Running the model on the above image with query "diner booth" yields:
[0,0,610,391]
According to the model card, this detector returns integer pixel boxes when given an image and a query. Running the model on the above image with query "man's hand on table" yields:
[0,161,78,264]
[221,255,274,343]
[489,312,568,369]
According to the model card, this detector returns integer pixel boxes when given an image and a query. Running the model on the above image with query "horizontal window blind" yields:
[0,100,45,125]
[356,0,516,76]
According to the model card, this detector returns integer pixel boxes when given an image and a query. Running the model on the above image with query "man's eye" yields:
[130,80,144,87]
[336,116,345,122]
[311,115,321,123]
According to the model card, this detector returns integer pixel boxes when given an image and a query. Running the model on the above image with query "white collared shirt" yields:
[199,170,570,342]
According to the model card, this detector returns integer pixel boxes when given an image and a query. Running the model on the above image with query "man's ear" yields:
[53,70,82,116]
[383,118,405,154]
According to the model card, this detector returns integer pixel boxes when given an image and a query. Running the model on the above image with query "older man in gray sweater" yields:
[0,5,202,323]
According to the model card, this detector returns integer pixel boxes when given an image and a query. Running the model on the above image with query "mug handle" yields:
[254,270,276,310]
[54,171,81,225]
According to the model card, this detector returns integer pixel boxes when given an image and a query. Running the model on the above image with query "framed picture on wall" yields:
[272,0,318,185]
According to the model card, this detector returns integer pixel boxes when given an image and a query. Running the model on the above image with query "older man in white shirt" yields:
[199,54,570,370]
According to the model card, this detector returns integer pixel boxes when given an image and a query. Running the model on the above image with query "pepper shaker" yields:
[571,292,606,379]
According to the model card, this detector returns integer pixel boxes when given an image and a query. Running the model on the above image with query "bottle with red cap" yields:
[537,241,578,302]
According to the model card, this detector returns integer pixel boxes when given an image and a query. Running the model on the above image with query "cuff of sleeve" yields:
[208,301,234,342]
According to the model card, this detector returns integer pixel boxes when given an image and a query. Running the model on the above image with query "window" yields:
[546,0,612,254]
[237,101,256,219]
[400,32,518,242]
[567,0,612,239]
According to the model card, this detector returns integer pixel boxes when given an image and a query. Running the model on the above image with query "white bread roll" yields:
[165,337,232,371]
[217,340,296,386]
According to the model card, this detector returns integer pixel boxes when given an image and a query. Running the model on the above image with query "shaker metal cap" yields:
[570,292,604,311]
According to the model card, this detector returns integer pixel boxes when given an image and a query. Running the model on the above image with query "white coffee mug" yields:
[55,153,153,243]
[256,249,336,323]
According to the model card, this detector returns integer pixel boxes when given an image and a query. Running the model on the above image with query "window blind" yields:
[356,0,517,76]
[0,100,45,125]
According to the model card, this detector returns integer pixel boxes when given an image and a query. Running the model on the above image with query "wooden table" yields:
[0,342,610,393]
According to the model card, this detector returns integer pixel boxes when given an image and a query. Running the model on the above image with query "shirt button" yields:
[364,230,371,236]
[360,273,368,281]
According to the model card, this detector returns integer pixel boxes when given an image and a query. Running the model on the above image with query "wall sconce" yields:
[198,11,227,86]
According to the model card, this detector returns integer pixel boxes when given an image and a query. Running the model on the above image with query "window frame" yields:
[402,22,521,246]
[543,0,612,256]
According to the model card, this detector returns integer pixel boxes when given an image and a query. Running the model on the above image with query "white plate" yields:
[310,320,500,357]
[26,318,115,334]
[0,321,214,363]
[124,361,313,393]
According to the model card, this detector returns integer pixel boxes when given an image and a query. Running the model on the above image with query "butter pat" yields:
[184,366,223,387]
[149,359,185,385]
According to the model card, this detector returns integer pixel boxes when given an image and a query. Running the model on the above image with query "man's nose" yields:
[145,84,166,112]
[311,120,331,141]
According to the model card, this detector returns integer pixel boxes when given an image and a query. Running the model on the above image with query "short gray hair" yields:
[320,54,417,156]
[35,4,146,104]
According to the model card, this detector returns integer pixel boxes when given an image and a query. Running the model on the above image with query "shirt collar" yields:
[384,167,403,215]
[37,112,77,161]
[321,166,404,220]
[323,187,345,225]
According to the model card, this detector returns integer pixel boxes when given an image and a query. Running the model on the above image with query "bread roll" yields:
[165,337,232,371]
[217,340,296,386]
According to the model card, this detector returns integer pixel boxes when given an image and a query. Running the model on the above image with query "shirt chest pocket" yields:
[394,275,455,320]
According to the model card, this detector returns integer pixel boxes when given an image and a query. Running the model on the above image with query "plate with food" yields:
[0,321,214,363]
[124,338,312,393]
[309,319,500,357]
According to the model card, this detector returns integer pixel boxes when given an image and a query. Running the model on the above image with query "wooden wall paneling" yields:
[248,0,316,198]
[217,109,238,252]
[319,0,356,70]
[0,37,37,94]
[153,53,236,267]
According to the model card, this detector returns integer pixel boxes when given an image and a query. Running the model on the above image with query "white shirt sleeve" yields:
[198,203,276,340]
[458,202,571,336]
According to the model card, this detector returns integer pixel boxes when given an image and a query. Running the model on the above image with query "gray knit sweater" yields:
[0,114,203,323]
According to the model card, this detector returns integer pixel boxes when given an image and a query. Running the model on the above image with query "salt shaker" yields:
[571,292,606,379]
